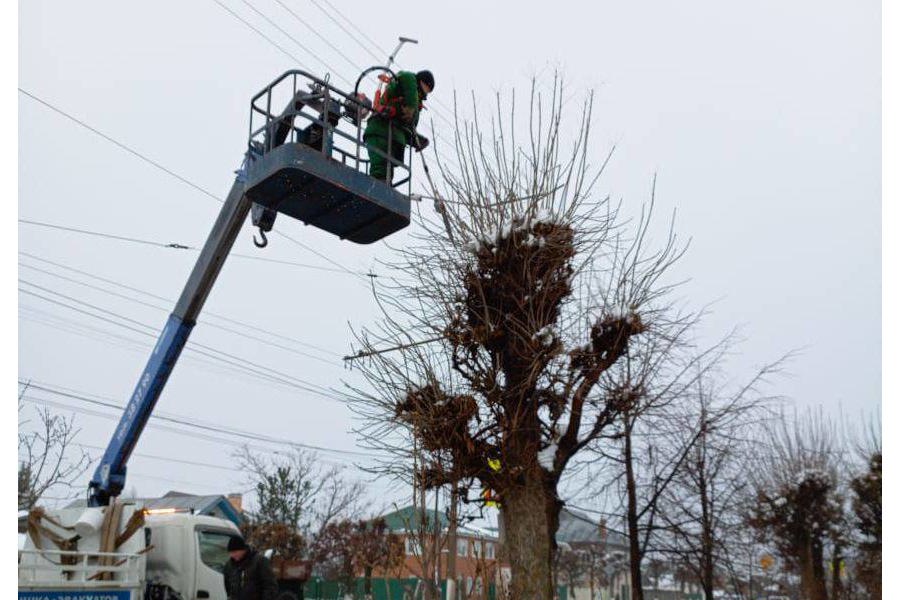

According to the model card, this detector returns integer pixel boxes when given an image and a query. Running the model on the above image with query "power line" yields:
[18,250,343,358]
[19,305,335,393]
[19,218,191,249]
[210,0,312,71]
[78,443,236,473]
[22,280,343,399]
[24,394,368,475]
[18,88,370,282]
[19,261,340,366]
[18,218,367,277]
[20,303,349,399]
[228,0,351,85]
[18,88,222,203]
[271,0,363,74]
[304,0,383,63]
[20,380,371,458]
[18,284,345,401]
[205,1,461,169]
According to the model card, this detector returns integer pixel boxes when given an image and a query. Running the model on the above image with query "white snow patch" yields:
[532,325,556,347]
[464,239,482,254]
[538,443,558,471]
[474,211,561,249]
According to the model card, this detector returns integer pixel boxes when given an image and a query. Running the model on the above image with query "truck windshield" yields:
[197,530,237,573]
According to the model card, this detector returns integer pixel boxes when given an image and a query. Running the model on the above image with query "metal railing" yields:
[19,548,145,587]
[248,69,412,192]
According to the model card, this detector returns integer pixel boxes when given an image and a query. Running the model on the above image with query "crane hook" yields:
[253,228,268,248]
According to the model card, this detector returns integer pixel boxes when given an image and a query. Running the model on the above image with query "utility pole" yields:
[446,482,459,600]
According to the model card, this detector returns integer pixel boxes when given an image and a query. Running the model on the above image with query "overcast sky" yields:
[18,0,880,513]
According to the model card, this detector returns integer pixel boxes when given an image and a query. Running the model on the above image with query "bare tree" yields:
[308,517,403,600]
[353,518,404,600]
[235,446,366,548]
[346,76,693,599]
[748,410,845,600]
[657,372,776,600]
[555,543,589,599]
[18,401,90,511]
[592,332,781,600]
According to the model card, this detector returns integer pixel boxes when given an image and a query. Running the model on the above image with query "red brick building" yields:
[377,506,507,599]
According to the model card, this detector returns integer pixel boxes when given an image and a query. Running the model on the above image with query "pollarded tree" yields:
[347,78,690,599]
[748,411,844,600]
[850,443,881,598]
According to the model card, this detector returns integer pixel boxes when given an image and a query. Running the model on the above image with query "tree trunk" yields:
[623,416,645,600]
[799,538,828,600]
[698,447,714,600]
[830,543,843,600]
[500,475,555,600]
[810,539,829,600]
[448,484,458,600]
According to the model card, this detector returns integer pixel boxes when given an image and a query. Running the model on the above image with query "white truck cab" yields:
[19,504,241,600]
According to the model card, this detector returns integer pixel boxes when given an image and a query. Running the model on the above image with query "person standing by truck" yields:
[224,536,279,600]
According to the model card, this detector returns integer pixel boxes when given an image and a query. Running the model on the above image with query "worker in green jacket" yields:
[364,69,434,183]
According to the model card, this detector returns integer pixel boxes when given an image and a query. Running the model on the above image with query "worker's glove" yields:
[400,105,416,124]
[413,134,430,152]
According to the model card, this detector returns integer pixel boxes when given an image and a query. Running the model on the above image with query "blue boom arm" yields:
[87,69,414,507]
[88,172,252,506]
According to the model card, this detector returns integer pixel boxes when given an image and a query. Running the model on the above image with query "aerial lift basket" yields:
[244,70,411,244]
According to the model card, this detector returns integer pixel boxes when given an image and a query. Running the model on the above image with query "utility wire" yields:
[18,250,342,358]
[18,284,345,402]
[19,218,368,277]
[210,0,314,73]
[18,88,369,282]
[19,261,340,367]
[77,443,239,473]
[19,304,336,392]
[18,88,221,203]
[304,0,383,63]
[315,0,388,58]
[19,219,190,250]
[228,0,351,85]
[272,0,363,74]
[206,1,461,169]
[20,303,349,400]
[19,279,341,398]
[20,380,371,458]
[24,395,366,473]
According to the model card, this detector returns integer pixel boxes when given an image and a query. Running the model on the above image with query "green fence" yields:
[302,577,566,600]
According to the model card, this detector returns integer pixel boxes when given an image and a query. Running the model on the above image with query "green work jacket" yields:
[364,70,421,146]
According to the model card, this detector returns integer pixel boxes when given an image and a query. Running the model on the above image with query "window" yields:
[405,537,419,556]
[485,542,495,560]
[466,577,474,594]
[457,538,468,557]
[196,530,236,573]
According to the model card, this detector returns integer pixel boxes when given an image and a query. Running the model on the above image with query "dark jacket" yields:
[223,548,279,600]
